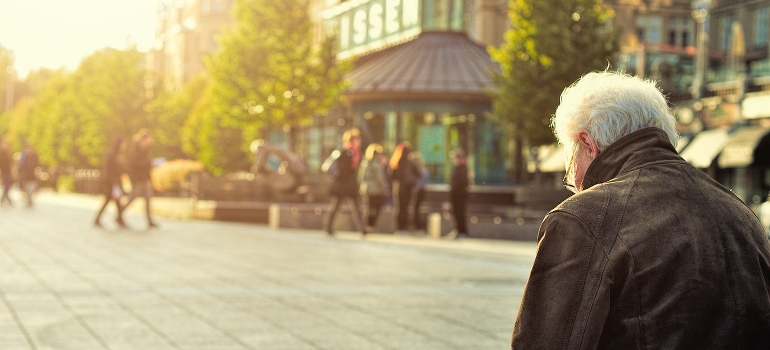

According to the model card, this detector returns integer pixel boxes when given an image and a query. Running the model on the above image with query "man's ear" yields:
[577,131,600,158]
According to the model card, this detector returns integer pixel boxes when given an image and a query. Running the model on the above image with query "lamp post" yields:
[690,0,712,101]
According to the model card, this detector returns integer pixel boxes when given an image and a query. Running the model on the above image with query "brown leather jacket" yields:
[512,128,770,349]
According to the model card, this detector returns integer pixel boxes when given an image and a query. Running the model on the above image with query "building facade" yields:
[147,0,770,207]
[288,0,512,188]
[149,0,234,91]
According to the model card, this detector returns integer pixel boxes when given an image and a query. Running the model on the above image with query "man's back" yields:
[513,129,770,349]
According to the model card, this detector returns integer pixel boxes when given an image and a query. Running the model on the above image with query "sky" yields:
[0,0,159,78]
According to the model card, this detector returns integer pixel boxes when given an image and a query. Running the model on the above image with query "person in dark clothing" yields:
[0,139,13,207]
[94,137,128,228]
[389,142,421,235]
[447,149,469,239]
[410,152,428,232]
[511,71,770,349]
[323,128,366,236]
[17,143,39,207]
[123,129,158,228]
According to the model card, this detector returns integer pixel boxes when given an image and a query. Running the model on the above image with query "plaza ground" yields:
[0,191,537,349]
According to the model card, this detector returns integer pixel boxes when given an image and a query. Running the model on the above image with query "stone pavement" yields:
[0,191,537,349]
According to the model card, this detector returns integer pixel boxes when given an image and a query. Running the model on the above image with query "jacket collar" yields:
[581,127,680,190]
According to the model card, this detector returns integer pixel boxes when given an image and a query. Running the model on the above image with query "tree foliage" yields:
[206,0,348,151]
[181,85,251,175]
[149,73,210,160]
[2,48,149,168]
[489,0,619,181]
[0,45,13,113]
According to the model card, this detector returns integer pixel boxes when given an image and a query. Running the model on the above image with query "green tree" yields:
[148,73,210,160]
[70,47,149,166]
[181,86,250,175]
[206,0,348,170]
[488,0,619,183]
[5,48,149,168]
[0,45,14,115]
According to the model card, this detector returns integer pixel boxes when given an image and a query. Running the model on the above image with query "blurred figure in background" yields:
[358,143,388,233]
[123,129,158,228]
[322,128,366,236]
[0,139,13,207]
[389,142,421,236]
[447,149,469,239]
[410,152,428,232]
[17,143,39,208]
[94,137,128,229]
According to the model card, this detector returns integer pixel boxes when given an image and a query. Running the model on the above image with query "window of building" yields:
[202,0,209,14]
[636,15,662,44]
[423,0,465,31]
[756,7,769,46]
[668,16,692,47]
[213,0,221,12]
[717,15,734,50]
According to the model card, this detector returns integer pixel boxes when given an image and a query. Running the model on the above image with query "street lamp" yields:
[690,0,712,101]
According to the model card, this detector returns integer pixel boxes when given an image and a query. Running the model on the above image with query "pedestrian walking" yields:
[17,143,39,208]
[123,129,158,228]
[358,143,388,233]
[322,128,366,236]
[446,149,468,239]
[0,139,13,207]
[511,71,770,349]
[388,142,421,235]
[94,137,128,229]
[410,152,428,232]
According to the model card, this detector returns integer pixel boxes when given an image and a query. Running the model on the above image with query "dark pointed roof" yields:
[344,31,500,102]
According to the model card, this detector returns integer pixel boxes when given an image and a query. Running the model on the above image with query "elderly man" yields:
[511,72,770,349]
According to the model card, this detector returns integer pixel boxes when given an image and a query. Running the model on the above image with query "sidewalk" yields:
[2,189,536,350]
[33,190,538,259]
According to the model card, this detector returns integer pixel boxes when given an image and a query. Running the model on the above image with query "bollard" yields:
[268,204,280,229]
[427,212,441,239]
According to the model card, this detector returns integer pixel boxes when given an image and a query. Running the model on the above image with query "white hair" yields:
[552,71,678,152]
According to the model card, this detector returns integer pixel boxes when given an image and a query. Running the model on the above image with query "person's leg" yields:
[397,184,412,231]
[123,181,138,209]
[412,189,425,230]
[142,182,157,227]
[1,174,12,205]
[368,194,383,228]
[452,199,468,235]
[114,195,127,228]
[24,180,37,206]
[94,195,111,226]
[324,196,341,234]
[347,195,366,234]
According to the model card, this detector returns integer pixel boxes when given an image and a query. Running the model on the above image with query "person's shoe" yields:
[148,222,159,229]
[324,228,335,237]
[453,233,469,240]
[445,230,458,239]
[365,225,375,233]
[93,220,103,228]
[116,218,129,229]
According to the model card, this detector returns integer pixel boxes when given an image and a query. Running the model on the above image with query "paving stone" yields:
[0,190,537,349]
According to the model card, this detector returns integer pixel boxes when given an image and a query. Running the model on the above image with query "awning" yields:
[538,144,566,173]
[345,32,500,102]
[742,92,770,119]
[679,128,730,168]
[718,125,770,168]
